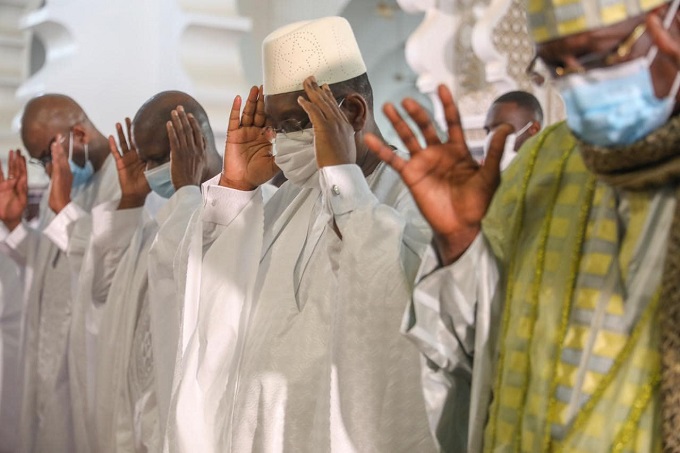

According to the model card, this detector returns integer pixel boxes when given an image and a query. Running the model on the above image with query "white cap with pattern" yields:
[262,16,367,95]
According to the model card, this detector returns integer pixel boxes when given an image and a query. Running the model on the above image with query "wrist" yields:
[49,198,70,214]
[3,218,21,232]
[433,225,480,266]
[219,173,256,191]
[118,194,147,210]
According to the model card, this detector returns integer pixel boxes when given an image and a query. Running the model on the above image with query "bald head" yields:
[131,91,216,169]
[20,94,90,160]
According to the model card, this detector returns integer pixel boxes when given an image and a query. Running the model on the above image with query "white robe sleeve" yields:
[89,201,144,306]
[318,164,437,452]
[167,176,264,453]
[147,185,202,436]
[0,222,36,267]
[42,201,87,252]
[403,234,501,453]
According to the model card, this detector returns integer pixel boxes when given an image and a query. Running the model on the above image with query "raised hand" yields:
[48,135,73,214]
[109,118,150,209]
[168,105,205,189]
[219,85,278,191]
[297,76,356,167]
[364,84,512,265]
[0,150,28,231]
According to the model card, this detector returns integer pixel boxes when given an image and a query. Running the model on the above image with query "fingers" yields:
[382,102,423,155]
[125,118,134,149]
[187,113,204,151]
[108,136,122,162]
[438,84,467,145]
[167,121,180,157]
[401,98,441,147]
[297,96,322,126]
[116,123,130,155]
[7,149,14,180]
[241,86,260,127]
[254,85,266,127]
[171,108,189,150]
[0,152,7,183]
[364,133,408,174]
[15,151,28,196]
[15,150,27,179]
[482,123,514,179]
[51,134,66,161]
[228,95,243,132]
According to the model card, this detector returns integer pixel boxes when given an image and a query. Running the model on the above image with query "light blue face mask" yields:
[554,0,680,147]
[69,131,95,187]
[143,161,175,199]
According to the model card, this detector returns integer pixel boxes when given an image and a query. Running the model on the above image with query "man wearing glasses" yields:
[166,16,435,453]
[0,94,118,453]
[365,0,680,451]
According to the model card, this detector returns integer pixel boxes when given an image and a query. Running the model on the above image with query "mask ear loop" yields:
[647,0,680,62]
[68,130,74,161]
[644,0,680,100]
[516,121,533,138]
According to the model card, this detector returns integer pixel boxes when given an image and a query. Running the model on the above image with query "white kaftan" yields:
[167,159,436,452]
[91,187,202,452]
[0,156,119,453]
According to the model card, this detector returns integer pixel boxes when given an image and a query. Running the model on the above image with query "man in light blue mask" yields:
[74,91,222,452]
[364,0,680,451]
[0,94,119,453]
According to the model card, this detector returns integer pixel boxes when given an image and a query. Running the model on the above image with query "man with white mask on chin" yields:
[166,16,435,453]
[482,90,543,171]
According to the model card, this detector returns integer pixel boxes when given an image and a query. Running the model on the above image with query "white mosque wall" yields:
[0,0,561,187]
[1,0,251,186]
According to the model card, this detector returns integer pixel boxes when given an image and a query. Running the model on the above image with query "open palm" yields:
[0,150,28,230]
[220,86,278,191]
[109,118,150,199]
[364,84,512,263]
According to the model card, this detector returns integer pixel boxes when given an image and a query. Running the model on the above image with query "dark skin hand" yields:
[219,85,278,191]
[109,118,150,210]
[168,106,205,189]
[48,135,73,214]
[0,149,28,231]
[364,84,512,265]
[297,75,356,168]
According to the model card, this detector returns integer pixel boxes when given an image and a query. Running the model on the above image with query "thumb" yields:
[483,124,514,177]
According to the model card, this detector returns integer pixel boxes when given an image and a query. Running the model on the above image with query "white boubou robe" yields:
[166,158,436,452]
[86,187,203,453]
[0,250,24,453]
[0,156,119,453]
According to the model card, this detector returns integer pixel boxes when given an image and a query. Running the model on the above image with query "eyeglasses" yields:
[526,22,648,86]
[273,98,346,138]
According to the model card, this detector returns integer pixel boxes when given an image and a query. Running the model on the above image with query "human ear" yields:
[341,94,368,132]
[72,124,89,145]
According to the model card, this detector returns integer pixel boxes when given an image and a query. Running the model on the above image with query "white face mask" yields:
[483,121,532,171]
[273,129,318,186]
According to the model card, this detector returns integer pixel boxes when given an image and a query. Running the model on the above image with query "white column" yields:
[397,0,564,156]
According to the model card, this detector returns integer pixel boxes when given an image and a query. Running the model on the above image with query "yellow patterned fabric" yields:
[481,121,673,452]
[525,0,668,43]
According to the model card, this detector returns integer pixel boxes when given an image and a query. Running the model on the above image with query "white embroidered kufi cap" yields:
[262,16,367,95]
